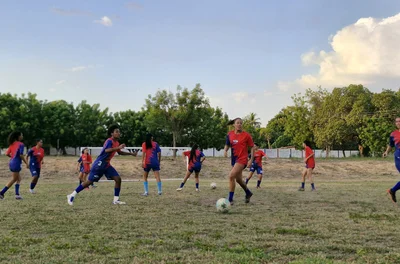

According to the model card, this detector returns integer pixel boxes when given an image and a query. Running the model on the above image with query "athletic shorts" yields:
[30,167,41,177]
[250,165,263,174]
[143,164,160,172]
[88,165,119,182]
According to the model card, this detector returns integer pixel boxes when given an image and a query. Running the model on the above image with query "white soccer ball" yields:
[216,198,231,213]
[210,182,217,189]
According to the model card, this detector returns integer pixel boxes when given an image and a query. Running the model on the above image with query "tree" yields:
[113,110,147,147]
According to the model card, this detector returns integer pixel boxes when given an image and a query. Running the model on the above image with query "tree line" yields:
[1,84,397,157]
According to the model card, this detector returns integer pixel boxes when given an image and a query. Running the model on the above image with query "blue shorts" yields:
[250,165,263,175]
[88,165,119,182]
[9,162,22,173]
[395,154,400,173]
[30,167,41,177]
[305,164,315,169]
[188,165,201,173]
[143,164,160,172]
[79,167,90,174]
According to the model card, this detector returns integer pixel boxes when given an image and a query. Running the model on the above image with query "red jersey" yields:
[183,150,205,169]
[253,150,266,167]
[142,141,161,165]
[305,146,315,168]
[6,141,25,166]
[390,130,400,152]
[27,147,44,168]
[226,131,254,166]
[81,153,92,172]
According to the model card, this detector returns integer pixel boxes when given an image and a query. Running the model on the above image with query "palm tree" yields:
[246,112,261,129]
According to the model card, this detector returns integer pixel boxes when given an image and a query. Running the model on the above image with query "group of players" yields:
[2,117,400,206]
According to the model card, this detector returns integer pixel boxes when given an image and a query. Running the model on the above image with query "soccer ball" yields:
[210,182,217,189]
[216,198,231,213]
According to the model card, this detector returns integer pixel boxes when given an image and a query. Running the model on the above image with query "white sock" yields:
[71,191,77,197]
[113,196,119,202]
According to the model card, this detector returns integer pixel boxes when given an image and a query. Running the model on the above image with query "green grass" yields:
[1,178,400,263]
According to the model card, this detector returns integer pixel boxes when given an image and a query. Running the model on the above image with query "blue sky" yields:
[1,0,400,125]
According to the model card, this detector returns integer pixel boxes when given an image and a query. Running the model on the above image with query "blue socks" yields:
[195,183,199,189]
[114,188,121,197]
[391,181,400,192]
[245,188,252,196]
[15,184,20,195]
[143,182,149,193]
[30,182,37,190]
[0,186,9,195]
[157,181,162,193]
[228,192,234,202]
[245,178,249,184]
[311,183,315,190]
[301,182,305,188]
[180,182,185,188]
[75,184,84,193]
[257,180,261,187]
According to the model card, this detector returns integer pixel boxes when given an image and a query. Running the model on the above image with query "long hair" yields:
[145,133,153,149]
[304,140,312,148]
[189,144,199,163]
[8,131,22,146]
[108,124,120,137]
[227,117,242,126]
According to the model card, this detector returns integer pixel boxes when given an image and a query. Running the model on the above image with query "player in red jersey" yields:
[67,125,136,205]
[384,117,400,203]
[298,140,316,191]
[26,139,45,194]
[0,131,28,200]
[176,144,206,192]
[76,148,93,189]
[245,143,268,188]
[141,133,162,196]
[224,117,255,204]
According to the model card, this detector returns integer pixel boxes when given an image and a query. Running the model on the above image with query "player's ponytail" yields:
[145,133,153,150]
[189,144,198,163]
[8,131,22,145]
[303,140,312,148]
[227,117,241,126]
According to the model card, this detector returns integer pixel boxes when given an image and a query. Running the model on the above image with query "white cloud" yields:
[55,80,66,85]
[69,65,98,72]
[94,16,113,27]
[279,12,400,90]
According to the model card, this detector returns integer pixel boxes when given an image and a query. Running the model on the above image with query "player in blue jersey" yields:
[0,131,28,200]
[384,117,400,203]
[67,125,136,205]
[26,139,45,194]
[141,133,162,196]
[176,144,206,192]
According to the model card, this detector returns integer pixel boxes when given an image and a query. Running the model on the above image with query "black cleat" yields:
[245,191,253,203]
[387,189,397,203]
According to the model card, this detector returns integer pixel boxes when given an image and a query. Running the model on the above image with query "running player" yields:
[245,143,268,188]
[67,125,135,205]
[176,144,206,192]
[141,133,162,196]
[26,139,45,194]
[76,148,93,189]
[384,117,400,203]
[0,131,28,200]
[224,118,255,204]
[298,140,316,191]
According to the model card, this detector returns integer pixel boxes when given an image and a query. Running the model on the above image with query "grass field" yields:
[1,156,400,263]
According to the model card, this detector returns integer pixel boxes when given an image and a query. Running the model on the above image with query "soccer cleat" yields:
[298,187,305,191]
[29,189,36,194]
[195,188,199,192]
[387,189,397,203]
[15,195,23,200]
[141,192,148,196]
[311,188,317,192]
[256,186,261,189]
[112,200,126,205]
[91,184,97,189]
[229,200,234,206]
[158,192,162,195]
[0,194,4,200]
[245,191,253,203]
[67,194,74,205]
[176,188,183,191]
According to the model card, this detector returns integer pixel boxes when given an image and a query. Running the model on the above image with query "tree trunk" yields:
[325,145,330,158]
[172,131,177,158]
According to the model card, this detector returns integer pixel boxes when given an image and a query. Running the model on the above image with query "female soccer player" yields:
[176,144,206,192]
[67,125,135,205]
[76,148,93,189]
[245,143,268,188]
[0,131,28,200]
[26,139,45,194]
[298,140,316,191]
[384,117,400,203]
[224,118,255,204]
[141,133,162,196]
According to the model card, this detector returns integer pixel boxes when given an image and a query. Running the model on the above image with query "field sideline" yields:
[1,157,400,263]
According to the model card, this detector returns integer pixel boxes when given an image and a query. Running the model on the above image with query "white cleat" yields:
[29,189,36,194]
[195,188,199,192]
[141,192,148,196]
[113,200,126,205]
[15,195,23,200]
[67,194,74,205]
[176,188,183,191]
[158,192,162,195]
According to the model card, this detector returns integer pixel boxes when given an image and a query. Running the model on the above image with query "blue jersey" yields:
[93,138,120,169]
